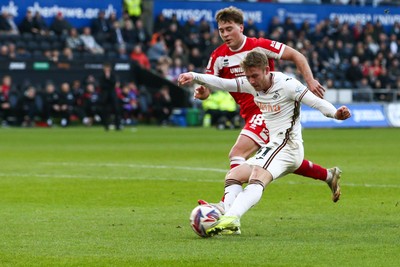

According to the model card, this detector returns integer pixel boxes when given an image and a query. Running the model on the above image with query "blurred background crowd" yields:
[0,0,399,128]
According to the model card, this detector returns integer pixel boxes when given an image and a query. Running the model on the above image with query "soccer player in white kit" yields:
[178,50,351,236]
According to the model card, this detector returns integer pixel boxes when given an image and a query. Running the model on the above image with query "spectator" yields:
[18,10,36,35]
[123,0,143,25]
[345,56,364,88]
[44,49,60,62]
[354,77,374,102]
[107,11,118,29]
[169,57,187,83]
[153,13,171,34]
[115,45,128,60]
[71,79,85,120]
[121,19,136,45]
[130,44,151,69]
[183,17,199,36]
[58,82,75,127]
[98,62,121,131]
[41,82,60,127]
[244,18,259,37]
[188,47,204,72]
[0,11,19,35]
[147,35,168,68]
[82,83,101,126]
[18,85,39,127]
[60,47,75,61]
[109,21,126,50]
[91,10,110,40]
[33,12,48,35]
[118,82,139,125]
[152,85,172,125]
[268,16,283,35]
[0,75,14,126]
[66,28,84,52]
[170,39,190,66]
[50,12,72,36]
[389,33,398,55]
[80,27,104,54]
[199,18,211,35]
[133,19,151,51]
[164,22,184,50]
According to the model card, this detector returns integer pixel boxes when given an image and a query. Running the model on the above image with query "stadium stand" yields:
[0,1,399,127]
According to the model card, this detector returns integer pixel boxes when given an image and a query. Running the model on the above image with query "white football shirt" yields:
[192,71,337,142]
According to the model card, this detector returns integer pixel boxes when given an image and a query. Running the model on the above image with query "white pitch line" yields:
[2,162,399,189]
[41,162,228,173]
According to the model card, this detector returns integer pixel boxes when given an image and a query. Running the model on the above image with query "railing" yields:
[325,89,400,104]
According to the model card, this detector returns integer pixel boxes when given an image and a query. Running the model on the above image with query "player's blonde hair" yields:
[215,6,244,25]
[240,49,269,71]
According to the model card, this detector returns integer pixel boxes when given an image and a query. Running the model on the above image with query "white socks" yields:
[223,184,243,213]
[225,183,264,218]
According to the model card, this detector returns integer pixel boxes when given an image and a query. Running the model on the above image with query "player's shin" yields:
[293,159,328,181]
[223,182,243,213]
[225,182,264,218]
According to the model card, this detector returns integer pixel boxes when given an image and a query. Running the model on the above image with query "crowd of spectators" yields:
[0,5,400,127]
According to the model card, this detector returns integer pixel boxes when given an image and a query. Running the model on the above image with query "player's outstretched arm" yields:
[334,106,351,120]
[178,73,211,100]
[179,72,252,94]
[177,72,194,86]
[281,46,325,98]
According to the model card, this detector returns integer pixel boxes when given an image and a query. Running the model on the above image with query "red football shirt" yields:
[205,37,286,122]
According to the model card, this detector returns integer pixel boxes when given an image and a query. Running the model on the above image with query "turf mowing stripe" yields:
[3,162,400,189]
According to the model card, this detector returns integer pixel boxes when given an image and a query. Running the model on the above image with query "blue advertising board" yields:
[301,104,390,128]
[153,1,399,32]
[0,0,122,29]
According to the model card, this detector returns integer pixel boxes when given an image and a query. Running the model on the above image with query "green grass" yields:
[0,126,399,266]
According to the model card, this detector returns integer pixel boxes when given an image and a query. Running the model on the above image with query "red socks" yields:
[294,159,328,181]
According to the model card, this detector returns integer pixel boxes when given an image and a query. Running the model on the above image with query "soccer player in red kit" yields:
[194,6,342,213]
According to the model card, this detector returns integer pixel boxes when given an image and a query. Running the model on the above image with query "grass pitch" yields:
[0,126,399,266]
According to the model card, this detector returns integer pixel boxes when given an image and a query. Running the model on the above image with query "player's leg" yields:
[199,119,266,212]
[294,159,328,181]
[207,142,302,236]
[228,134,260,169]
[223,163,252,213]
[207,164,271,236]
[294,160,342,202]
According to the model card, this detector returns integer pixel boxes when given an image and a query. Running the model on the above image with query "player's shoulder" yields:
[272,72,301,87]
[245,37,273,48]
[211,43,231,57]
[271,72,293,82]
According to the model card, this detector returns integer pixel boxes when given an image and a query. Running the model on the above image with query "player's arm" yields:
[178,72,255,94]
[300,90,351,120]
[281,46,325,98]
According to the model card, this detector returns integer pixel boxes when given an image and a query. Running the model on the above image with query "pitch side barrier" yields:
[300,103,400,128]
[1,0,121,28]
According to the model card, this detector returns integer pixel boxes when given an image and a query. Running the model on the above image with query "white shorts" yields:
[246,138,304,180]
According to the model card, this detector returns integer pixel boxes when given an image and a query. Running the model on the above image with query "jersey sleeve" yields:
[191,72,256,96]
[205,50,219,76]
[284,76,336,118]
[256,38,286,59]
[300,90,337,118]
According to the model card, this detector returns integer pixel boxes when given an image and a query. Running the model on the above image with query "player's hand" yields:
[177,73,194,86]
[335,106,351,120]
[307,79,326,99]
[194,86,210,100]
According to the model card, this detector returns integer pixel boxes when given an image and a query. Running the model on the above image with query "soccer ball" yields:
[189,204,221,238]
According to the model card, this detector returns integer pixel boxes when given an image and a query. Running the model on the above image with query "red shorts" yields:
[240,114,270,146]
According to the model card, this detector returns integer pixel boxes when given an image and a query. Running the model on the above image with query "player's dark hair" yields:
[240,49,269,71]
[215,6,244,25]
